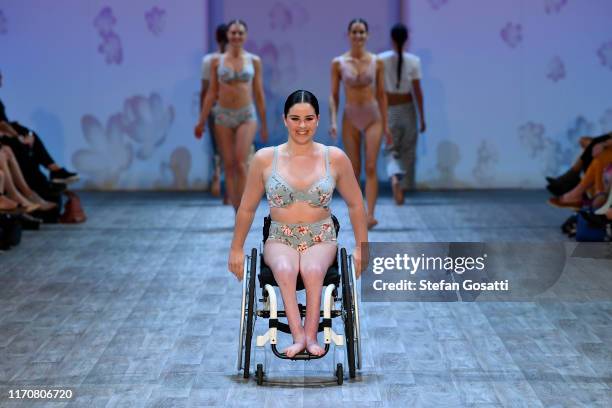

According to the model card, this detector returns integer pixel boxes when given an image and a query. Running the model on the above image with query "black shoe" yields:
[50,168,79,184]
[546,169,580,197]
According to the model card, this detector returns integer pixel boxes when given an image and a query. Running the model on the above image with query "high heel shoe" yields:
[594,189,612,215]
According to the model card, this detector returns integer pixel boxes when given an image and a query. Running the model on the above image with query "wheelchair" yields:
[236,215,362,385]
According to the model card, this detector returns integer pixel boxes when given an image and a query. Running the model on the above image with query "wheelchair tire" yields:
[256,363,264,386]
[340,248,356,379]
[336,363,343,385]
[243,248,258,379]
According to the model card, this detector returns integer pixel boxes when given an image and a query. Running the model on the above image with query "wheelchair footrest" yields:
[268,318,334,334]
[271,343,330,360]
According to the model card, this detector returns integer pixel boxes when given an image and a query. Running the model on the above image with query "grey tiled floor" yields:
[0,190,610,407]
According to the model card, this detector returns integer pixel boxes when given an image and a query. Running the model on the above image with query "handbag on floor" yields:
[59,191,87,224]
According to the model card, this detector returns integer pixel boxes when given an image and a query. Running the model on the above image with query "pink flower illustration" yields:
[281,225,293,236]
[98,32,123,64]
[145,6,166,36]
[0,10,7,35]
[597,41,612,71]
[269,1,309,31]
[321,223,331,232]
[501,22,522,49]
[94,7,116,36]
[546,56,566,82]
[72,114,133,189]
[297,242,309,252]
[312,234,323,243]
[121,93,174,159]
[545,0,567,14]
[518,122,546,158]
[427,0,449,10]
[297,225,310,235]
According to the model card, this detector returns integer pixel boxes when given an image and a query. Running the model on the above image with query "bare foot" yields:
[306,339,325,356]
[284,339,306,358]
[0,195,18,211]
[391,175,404,205]
[367,216,378,230]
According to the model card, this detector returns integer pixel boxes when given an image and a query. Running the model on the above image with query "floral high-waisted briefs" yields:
[267,216,337,252]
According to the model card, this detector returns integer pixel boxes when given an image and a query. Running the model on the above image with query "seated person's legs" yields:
[555,148,612,208]
[299,242,337,356]
[0,146,55,211]
[263,241,304,358]
[6,123,78,183]
[0,169,18,211]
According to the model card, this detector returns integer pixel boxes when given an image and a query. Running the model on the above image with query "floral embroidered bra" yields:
[265,146,335,209]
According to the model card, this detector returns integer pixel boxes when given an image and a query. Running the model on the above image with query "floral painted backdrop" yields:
[0,0,610,189]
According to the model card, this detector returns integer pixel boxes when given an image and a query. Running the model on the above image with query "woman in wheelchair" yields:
[228,90,367,358]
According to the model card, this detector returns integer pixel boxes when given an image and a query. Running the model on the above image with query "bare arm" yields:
[329,59,341,138]
[252,56,268,142]
[375,58,390,142]
[331,147,368,276]
[196,58,219,127]
[228,149,269,279]
[200,79,209,111]
[411,79,426,133]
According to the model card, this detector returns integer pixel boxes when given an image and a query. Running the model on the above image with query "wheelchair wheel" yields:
[242,248,258,379]
[349,255,362,370]
[340,248,356,379]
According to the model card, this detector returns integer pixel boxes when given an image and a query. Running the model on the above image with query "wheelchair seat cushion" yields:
[258,257,340,290]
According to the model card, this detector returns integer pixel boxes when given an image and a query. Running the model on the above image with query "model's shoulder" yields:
[253,146,275,164]
[404,52,421,63]
[326,145,348,162]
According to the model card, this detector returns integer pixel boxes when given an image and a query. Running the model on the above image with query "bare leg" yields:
[0,151,35,208]
[1,146,34,197]
[233,121,258,210]
[214,124,238,210]
[342,117,362,181]
[0,169,18,210]
[264,241,305,358]
[299,242,337,356]
[364,121,383,229]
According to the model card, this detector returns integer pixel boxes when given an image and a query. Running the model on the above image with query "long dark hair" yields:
[391,23,409,89]
[215,24,228,53]
[284,90,319,117]
[348,18,369,33]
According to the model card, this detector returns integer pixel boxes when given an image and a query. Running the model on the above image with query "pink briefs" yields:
[344,100,381,132]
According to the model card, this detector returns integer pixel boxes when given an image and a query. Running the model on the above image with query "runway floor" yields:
[0,190,610,407]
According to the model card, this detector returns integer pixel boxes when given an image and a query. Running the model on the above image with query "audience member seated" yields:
[0,70,78,203]
[549,143,612,216]
[546,131,612,196]
[0,145,56,212]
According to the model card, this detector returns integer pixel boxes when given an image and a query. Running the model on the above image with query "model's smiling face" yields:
[349,22,368,46]
[227,23,247,48]
[284,103,319,142]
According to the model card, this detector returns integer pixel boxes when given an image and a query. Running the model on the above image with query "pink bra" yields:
[339,55,376,88]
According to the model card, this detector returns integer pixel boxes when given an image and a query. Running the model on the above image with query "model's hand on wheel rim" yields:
[229,248,245,281]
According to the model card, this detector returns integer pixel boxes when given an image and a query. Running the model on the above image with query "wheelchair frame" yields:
[236,246,361,385]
